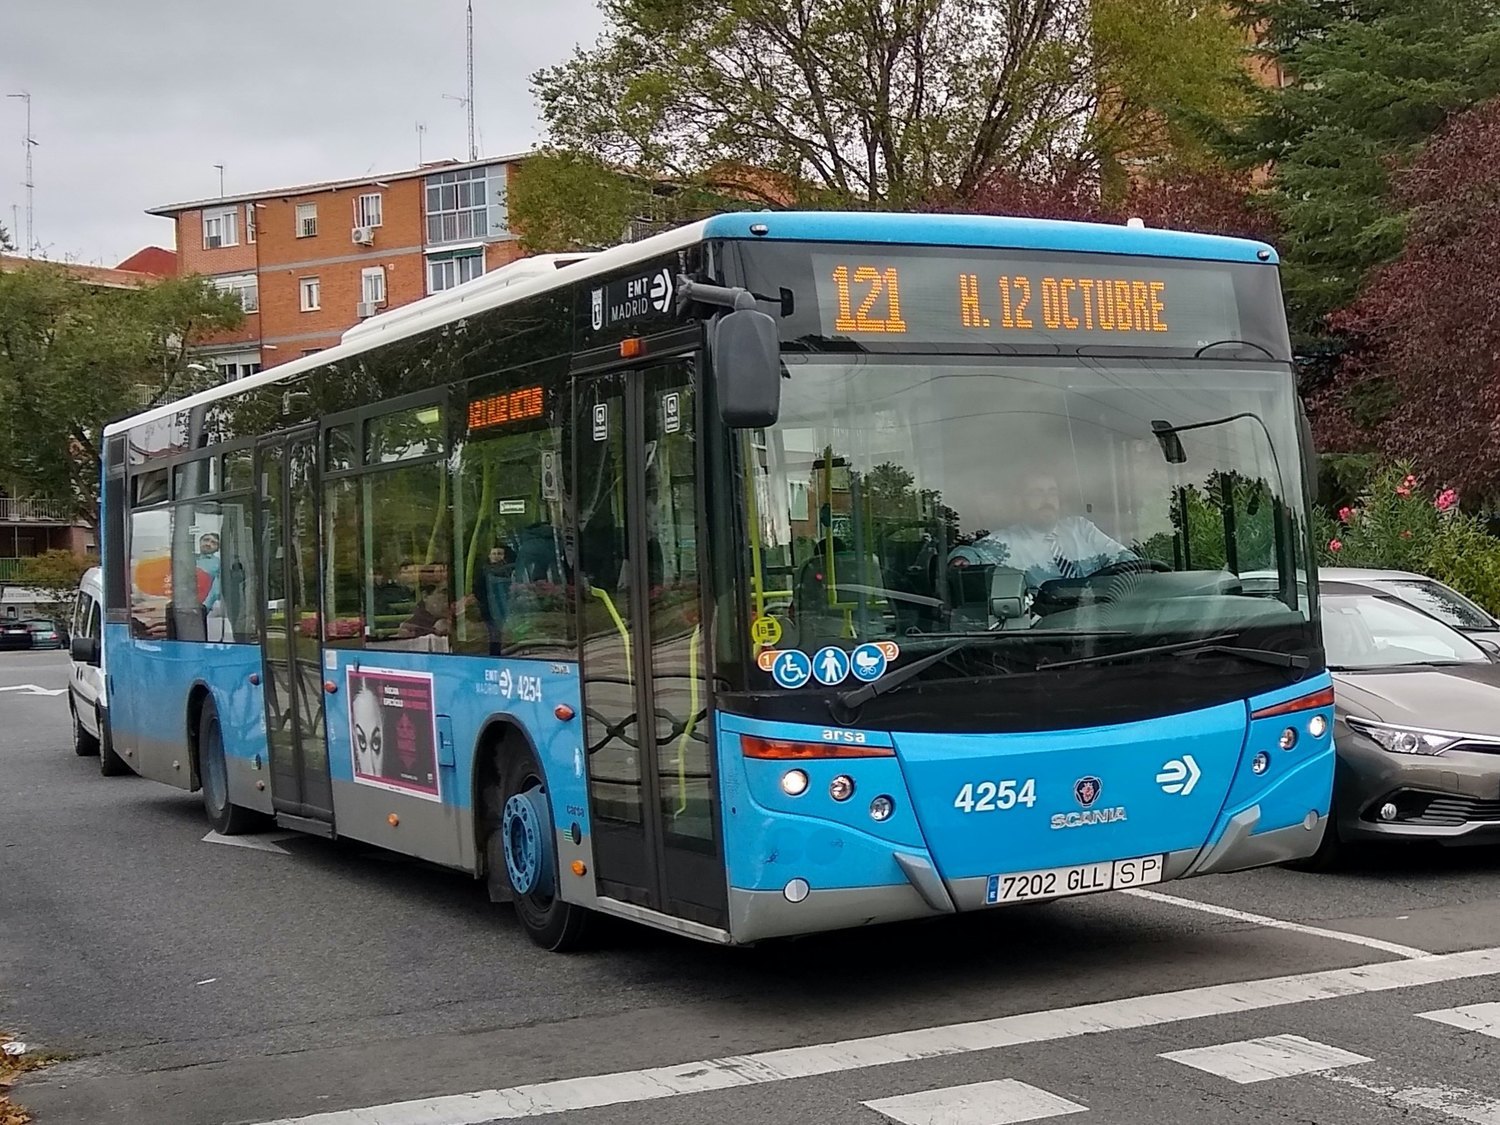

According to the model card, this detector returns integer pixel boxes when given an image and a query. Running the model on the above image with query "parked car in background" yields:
[68,567,125,774]
[1320,567,1500,645]
[1300,578,1500,869]
[23,618,64,650]
[0,619,32,650]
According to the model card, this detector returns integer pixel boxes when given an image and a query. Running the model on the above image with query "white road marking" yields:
[1420,1003,1500,1039]
[1121,887,1431,958]
[0,683,65,696]
[1160,1034,1370,1083]
[866,1079,1087,1124]
[201,831,298,854]
[1325,1072,1500,1124]
[247,945,1500,1125]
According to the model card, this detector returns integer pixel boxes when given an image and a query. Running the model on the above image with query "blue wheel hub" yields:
[502,786,555,898]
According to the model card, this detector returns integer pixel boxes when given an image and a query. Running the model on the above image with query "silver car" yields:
[1320,566,1500,645]
[1303,578,1500,868]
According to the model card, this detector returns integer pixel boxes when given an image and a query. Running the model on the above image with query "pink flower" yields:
[1403,474,1418,487]
[1436,489,1458,512]
[1401,530,1412,539]
[1396,486,1412,497]
[1338,506,1353,522]
[1329,538,1343,552]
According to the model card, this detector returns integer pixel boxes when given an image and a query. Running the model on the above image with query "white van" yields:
[68,567,127,775]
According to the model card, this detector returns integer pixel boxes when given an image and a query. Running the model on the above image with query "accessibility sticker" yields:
[812,646,851,685]
[769,649,812,689]
[850,643,889,683]
[750,615,783,647]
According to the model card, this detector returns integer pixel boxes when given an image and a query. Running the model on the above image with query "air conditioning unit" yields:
[352,226,374,245]
[356,301,379,318]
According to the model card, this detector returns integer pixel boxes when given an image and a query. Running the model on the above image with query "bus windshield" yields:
[740,355,1314,681]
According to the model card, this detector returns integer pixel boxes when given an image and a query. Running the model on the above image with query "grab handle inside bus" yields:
[711,307,781,429]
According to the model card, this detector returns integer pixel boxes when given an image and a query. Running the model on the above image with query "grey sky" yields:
[2,0,606,266]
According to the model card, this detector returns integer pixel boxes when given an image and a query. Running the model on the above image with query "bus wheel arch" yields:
[472,718,590,951]
[185,683,214,791]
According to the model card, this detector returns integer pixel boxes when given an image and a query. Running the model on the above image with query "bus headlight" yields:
[1308,714,1328,739]
[869,795,894,821]
[781,769,809,796]
[829,775,854,801]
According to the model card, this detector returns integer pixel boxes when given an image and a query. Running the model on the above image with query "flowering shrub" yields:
[1315,461,1500,614]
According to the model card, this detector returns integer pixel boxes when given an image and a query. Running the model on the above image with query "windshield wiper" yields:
[1037,634,1309,672]
[832,630,1129,714]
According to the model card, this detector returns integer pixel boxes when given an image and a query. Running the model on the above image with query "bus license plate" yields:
[986,854,1164,905]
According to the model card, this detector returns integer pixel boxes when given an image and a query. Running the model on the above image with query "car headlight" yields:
[1345,717,1459,756]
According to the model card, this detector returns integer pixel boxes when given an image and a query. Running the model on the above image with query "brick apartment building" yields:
[149,156,528,376]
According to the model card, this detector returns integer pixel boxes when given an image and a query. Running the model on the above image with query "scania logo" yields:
[1074,775,1102,807]
[1051,807,1128,829]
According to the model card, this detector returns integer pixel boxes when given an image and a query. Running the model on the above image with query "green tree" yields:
[11,548,94,613]
[0,223,13,252]
[0,263,244,534]
[1227,0,1500,357]
[532,0,1249,226]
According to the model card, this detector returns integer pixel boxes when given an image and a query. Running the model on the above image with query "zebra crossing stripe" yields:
[1160,1034,1370,1083]
[1419,1003,1500,1039]
[865,1079,1087,1124]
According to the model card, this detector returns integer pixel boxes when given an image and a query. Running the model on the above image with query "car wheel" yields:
[494,749,590,952]
[98,706,128,777]
[72,698,99,757]
[199,700,256,834]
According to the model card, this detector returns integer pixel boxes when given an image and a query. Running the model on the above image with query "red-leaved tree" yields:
[929,165,1277,243]
[1313,97,1500,498]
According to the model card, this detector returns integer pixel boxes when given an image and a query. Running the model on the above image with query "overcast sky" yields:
[2,0,607,266]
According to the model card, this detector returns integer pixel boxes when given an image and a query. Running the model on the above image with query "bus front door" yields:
[255,428,334,827]
[575,357,728,932]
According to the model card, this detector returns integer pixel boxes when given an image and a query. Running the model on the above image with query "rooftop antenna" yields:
[442,2,477,161]
[7,92,35,255]
[416,121,427,165]
[214,163,225,197]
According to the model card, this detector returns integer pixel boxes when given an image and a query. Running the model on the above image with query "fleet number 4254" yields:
[954,779,1037,813]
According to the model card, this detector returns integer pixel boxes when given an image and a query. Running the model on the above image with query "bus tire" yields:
[493,748,590,952]
[71,697,99,757]
[98,706,128,777]
[198,699,255,835]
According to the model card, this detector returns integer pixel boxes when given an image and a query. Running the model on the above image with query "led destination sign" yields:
[808,251,1245,350]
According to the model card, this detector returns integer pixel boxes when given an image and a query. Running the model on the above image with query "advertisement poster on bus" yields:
[346,667,442,801]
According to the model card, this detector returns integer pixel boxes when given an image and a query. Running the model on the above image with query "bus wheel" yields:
[97,706,128,777]
[199,700,255,835]
[71,698,99,757]
[496,751,590,952]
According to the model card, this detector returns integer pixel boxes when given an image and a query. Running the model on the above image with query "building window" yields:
[300,276,321,312]
[355,193,383,229]
[426,250,483,293]
[245,203,257,243]
[361,266,387,306]
[212,272,258,313]
[424,165,508,245]
[296,203,318,238]
[202,208,238,249]
[213,354,262,381]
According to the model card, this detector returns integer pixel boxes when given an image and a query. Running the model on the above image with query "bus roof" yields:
[105,210,1278,438]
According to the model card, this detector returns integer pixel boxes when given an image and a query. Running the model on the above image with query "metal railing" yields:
[0,558,23,580]
[0,497,69,523]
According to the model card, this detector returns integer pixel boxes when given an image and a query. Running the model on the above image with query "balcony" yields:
[0,497,70,524]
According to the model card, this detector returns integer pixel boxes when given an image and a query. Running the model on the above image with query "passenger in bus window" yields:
[396,568,451,640]
[472,545,514,655]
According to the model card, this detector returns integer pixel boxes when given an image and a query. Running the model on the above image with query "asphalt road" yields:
[5,646,1500,1125]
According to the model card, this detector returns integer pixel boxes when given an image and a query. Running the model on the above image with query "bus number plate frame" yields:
[985,853,1164,905]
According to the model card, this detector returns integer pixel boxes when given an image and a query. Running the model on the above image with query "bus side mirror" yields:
[71,635,100,666]
[712,308,781,429]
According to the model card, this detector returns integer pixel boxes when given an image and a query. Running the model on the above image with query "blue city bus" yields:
[92,211,1336,950]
